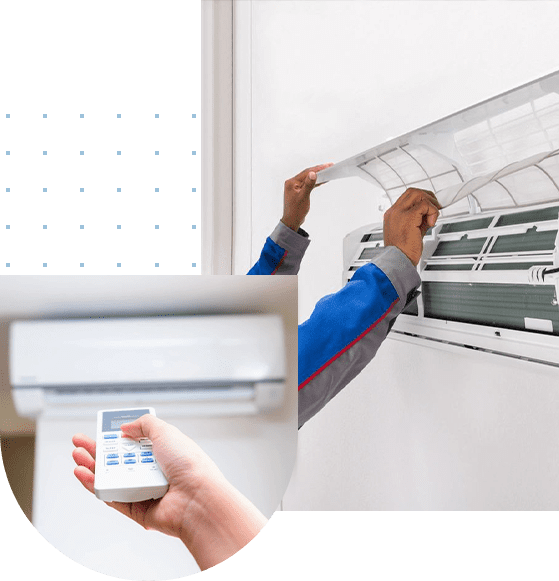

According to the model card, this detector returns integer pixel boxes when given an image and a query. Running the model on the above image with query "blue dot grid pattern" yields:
[117,263,121,267]
[192,114,196,118]
[0,107,197,271]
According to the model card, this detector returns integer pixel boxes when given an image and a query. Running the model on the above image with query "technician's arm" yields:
[247,163,333,275]
[298,188,441,427]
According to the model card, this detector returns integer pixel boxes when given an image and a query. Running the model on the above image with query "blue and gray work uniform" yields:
[248,221,421,429]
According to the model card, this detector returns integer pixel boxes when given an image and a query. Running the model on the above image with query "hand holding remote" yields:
[72,414,267,570]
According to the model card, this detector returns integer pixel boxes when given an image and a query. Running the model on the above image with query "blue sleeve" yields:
[247,221,310,276]
[247,237,287,275]
[298,246,421,428]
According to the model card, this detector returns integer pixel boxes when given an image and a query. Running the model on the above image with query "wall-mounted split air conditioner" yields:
[319,70,559,367]
[10,314,285,418]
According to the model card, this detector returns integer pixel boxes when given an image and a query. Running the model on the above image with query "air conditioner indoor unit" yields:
[317,69,559,367]
[10,314,285,418]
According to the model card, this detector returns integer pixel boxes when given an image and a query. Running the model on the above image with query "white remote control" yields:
[94,407,169,503]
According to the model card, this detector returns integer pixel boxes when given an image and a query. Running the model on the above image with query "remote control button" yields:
[106,453,119,459]
[122,443,137,451]
[124,458,137,464]
[106,460,119,466]
[104,434,117,439]
[123,453,136,458]
[140,451,153,457]
[141,457,155,464]
[103,445,118,452]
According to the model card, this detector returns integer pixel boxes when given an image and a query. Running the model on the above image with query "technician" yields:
[248,164,441,427]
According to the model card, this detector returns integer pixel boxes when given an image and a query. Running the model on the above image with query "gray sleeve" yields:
[269,221,311,275]
[298,246,421,428]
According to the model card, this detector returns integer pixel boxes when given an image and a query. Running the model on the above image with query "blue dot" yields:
[155,151,159,155]
[80,225,84,229]
[43,151,47,155]
[80,188,84,192]
[155,188,159,192]
[117,225,121,229]
[5,263,9,267]
[117,151,121,155]
[6,151,9,156]
[80,114,84,118]
[5,114,9,118]
[155,114,159,118]
[80,151,84,155]
[192,114,196,118]
[192,225,196,229]
[117,114,121,118]
[6,188,10,192]
[192,188,196,192]
[43,263,47,267]
[192,151,196,155]
[43,114,47,118]
[192,263,196,267]
[117,263,121,267]
[80,263,84,267]
[117,188,121,192]
[155,263,159,267]
[43,188,47,192]
[43,225,47,229]
[6,225,10,229]
[155,225,159,229]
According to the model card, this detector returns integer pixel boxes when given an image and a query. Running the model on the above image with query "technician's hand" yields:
[281,162,334,232]
[383,187,442,266]
[72,415,267,571]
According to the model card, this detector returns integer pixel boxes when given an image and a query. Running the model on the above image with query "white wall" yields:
[245,0,559,509]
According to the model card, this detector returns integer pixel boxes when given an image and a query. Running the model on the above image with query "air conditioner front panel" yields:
[10,314,285,387]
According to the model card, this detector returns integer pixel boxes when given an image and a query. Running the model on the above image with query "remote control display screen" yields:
[102,409,150,432]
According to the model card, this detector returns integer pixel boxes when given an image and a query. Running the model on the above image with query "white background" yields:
[241,0,559,511]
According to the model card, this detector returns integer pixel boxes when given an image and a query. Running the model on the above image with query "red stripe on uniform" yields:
[298,297,399,391]
[271,250,288,275]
